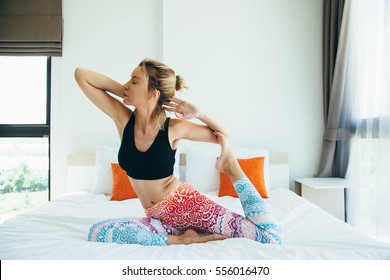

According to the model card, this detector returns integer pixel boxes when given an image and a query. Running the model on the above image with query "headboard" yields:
[66,152,289,193]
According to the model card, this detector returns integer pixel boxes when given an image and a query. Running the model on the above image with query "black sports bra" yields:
[118,113,176,180]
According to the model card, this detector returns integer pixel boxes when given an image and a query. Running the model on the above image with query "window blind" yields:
[0,0,62,56]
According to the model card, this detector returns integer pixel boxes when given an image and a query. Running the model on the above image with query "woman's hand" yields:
[163,96,201,119]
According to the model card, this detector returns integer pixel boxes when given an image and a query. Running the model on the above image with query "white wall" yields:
[163,0,323,188]
[51,0,323,198]
[51,0,163,198]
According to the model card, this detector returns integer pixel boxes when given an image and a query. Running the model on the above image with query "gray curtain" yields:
[0,0,62,56]
[317,0,354,178]
[322,0,345,124]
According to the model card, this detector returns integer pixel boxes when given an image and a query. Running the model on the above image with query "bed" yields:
[1,142,389,260]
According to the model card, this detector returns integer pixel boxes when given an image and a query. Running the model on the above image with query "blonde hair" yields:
[139,58,187,129]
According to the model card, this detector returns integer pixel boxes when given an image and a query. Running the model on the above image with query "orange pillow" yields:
[218,157,268,198]
[110,163,138,201]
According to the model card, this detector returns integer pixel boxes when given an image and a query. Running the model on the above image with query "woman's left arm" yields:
[164,96,229,144]
[196,111,229,137]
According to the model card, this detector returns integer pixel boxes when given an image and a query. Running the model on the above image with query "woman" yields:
[75,59,282,245]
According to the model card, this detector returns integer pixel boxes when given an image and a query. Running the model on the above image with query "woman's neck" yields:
[134,107,157,134]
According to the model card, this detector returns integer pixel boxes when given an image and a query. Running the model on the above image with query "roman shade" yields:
[0,0,62,56]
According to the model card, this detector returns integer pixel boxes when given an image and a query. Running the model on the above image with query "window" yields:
[0,56,50,223]
[346,0,390,243]
[354,0,388,120]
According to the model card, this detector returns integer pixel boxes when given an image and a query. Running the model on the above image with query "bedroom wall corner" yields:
[50,57,64,199]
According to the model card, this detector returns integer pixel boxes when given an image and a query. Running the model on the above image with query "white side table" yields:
[294,177,352,222]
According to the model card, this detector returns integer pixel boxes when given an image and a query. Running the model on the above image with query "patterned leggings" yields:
[88,177,282,246]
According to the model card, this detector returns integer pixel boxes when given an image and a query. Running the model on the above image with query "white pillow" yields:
[91,145,119,195]
[185,142,221,193]
[184,142,270,193]
[91,145,181,194]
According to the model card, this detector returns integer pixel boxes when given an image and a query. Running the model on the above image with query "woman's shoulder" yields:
[115,108,133,138]
[167,118,187,136]
[119,108,133,125]
[168,117,188,128]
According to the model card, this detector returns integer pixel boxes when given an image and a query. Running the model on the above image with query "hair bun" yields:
[175,74,187,91]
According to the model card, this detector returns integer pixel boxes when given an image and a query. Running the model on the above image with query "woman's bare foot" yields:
[214,131,245,182]
[168,229,227,245]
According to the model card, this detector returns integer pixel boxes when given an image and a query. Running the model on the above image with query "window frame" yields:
[0,56,51,199]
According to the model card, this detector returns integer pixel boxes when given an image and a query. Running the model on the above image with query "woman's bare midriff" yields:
[129,175,180,209]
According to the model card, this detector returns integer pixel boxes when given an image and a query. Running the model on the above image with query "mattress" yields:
[1,188,389,260]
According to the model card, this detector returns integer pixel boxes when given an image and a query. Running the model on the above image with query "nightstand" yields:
[294,177,352,222]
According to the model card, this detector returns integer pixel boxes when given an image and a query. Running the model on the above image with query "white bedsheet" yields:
[1,188,389,260]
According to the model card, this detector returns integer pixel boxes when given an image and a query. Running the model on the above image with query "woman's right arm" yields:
[74,68,131,123]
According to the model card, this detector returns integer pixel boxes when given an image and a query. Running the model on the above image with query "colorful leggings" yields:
[88,177,282,246]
